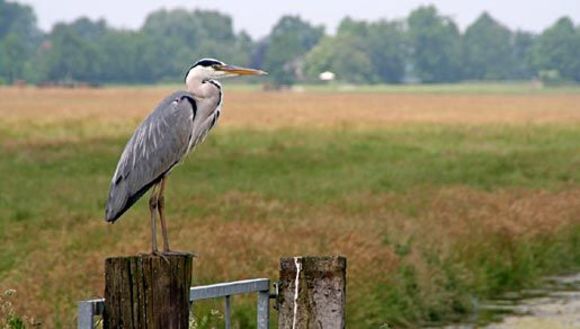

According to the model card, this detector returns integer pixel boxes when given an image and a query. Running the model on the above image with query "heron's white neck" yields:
[185,66,225,98]
[185,78,202,94]
[185,67,203,91]
[185,72,212,98]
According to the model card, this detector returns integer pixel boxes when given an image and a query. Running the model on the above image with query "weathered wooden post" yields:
[103,254,193,329]
[277,256,347,329]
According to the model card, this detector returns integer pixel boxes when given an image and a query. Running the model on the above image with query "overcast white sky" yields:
[17,0,580,38]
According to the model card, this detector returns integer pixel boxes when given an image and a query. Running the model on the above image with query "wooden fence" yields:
[78,255,346,329]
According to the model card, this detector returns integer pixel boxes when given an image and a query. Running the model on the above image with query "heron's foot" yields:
[150,250,170,264]
[162,249,197,257]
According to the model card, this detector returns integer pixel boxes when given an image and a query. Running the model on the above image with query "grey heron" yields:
[105,58,266,255]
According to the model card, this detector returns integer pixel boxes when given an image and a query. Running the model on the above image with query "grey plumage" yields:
[103,58,265,254]
[105,88,222,222]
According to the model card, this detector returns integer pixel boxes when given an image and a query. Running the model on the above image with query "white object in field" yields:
[319,71,336,81]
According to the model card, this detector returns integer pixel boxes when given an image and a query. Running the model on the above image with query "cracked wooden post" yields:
[103,254,193,329]
[277,256,347,329]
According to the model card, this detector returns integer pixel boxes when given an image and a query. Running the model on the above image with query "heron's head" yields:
[185,58,266,84]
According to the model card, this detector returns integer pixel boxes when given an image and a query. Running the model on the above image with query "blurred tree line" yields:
[1,0,579,85]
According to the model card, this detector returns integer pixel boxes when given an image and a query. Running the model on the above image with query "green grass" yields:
[2,125,580,224]
[299,81,580,94]
[2,124,580,327]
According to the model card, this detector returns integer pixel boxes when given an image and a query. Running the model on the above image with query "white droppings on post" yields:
[278,256,347,329]
[292,256,302,329]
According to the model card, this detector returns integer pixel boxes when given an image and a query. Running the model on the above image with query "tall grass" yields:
[1,88,580,327]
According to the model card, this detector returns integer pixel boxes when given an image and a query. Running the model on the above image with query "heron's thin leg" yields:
[149,184,160,253]
[157,177,171,252]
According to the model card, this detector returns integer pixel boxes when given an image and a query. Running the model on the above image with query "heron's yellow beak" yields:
[217,64,267,76]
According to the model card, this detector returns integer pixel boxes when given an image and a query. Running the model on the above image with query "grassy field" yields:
[1,85,580,328]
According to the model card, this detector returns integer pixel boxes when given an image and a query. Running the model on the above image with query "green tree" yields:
[0,0,40,42]
[0,0,41,83]
[407,5,462,83]
[462,12,515,80]
[304,35,376,84]
[41,22,104,83]
[532,17,580,82]
[511,31,536,79]
[0,33,26,82]
[262,15,324,85]
[98,29,149,83]
[67,17,108,41]
[303,17,406,84]
[367,20,407,83]
[31,9,255,84]
[140,9,254,82]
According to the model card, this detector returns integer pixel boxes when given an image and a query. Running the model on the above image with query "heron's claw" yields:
[151,250,170,264]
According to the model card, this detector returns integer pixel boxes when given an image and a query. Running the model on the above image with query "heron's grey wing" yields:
[105,91,196,222]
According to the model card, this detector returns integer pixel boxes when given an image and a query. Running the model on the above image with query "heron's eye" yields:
[212,64,220,70]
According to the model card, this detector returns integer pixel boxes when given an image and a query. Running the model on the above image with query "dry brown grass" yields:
[2,86,580,129]
[4,187,580,327]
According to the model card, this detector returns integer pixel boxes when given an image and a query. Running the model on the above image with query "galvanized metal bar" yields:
[79,278,271,328]
[77,301,94,329]
[257,290,270,329]
[189,278,269,301]
[224,295,232,329]
[77,298,105,329]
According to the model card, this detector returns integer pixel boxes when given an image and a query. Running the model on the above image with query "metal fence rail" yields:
[78,278,271,329]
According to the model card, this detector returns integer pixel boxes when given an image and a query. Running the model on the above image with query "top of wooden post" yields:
[279,256,346,277]
[104,253,194,329]
[105,252,194,262]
